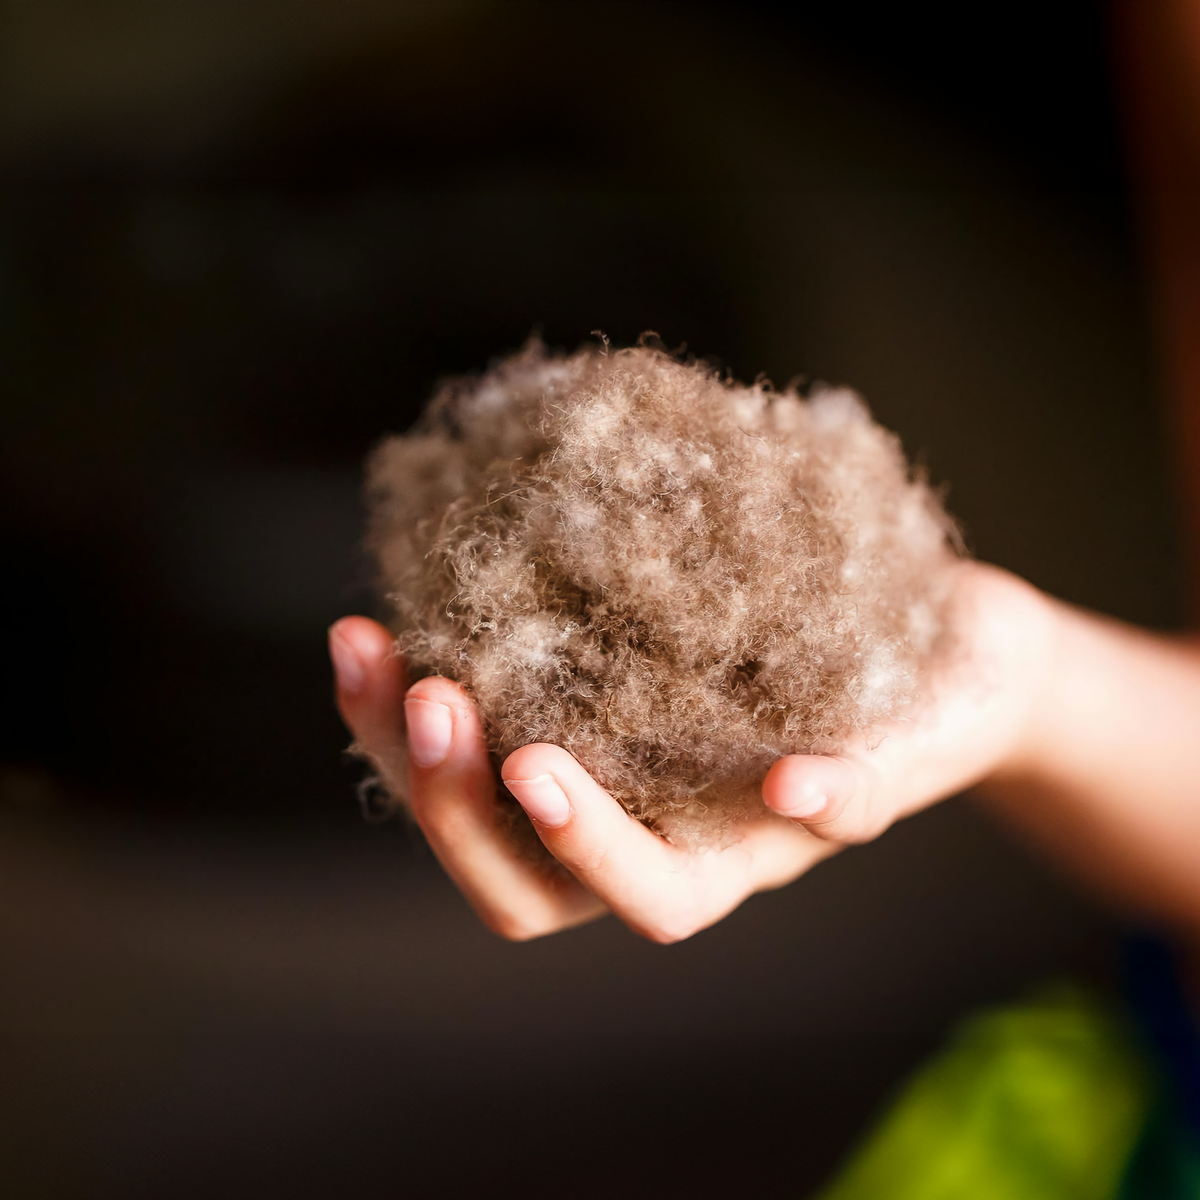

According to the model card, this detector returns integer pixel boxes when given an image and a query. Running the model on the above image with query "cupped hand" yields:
[328,616,833,941]
[328,563,1054,942]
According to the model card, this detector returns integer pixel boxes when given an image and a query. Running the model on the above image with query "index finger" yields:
[502,744,833,942]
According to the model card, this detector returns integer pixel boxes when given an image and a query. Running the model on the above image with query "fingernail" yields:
[404,698,453,769]
[503,774,571,828]
[328,627,365,695]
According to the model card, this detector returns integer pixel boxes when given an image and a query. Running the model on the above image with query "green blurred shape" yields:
[816,987,1153,1200]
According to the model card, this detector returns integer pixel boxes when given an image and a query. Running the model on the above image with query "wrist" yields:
[950,563,1062,788]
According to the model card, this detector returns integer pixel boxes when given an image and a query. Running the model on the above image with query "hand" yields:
[328,563,1053,942]
[327,616,835,941]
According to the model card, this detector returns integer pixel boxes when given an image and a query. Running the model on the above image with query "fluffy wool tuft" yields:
[368,341,959,842]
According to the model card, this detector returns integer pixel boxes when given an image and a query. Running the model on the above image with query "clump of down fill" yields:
[368,340,959,842]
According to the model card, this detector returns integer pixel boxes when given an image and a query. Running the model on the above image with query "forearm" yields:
[981,599,1200,938]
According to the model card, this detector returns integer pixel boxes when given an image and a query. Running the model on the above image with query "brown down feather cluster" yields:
[367,340,959,844]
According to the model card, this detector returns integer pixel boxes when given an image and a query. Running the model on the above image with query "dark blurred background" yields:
[0,2,1181,1197]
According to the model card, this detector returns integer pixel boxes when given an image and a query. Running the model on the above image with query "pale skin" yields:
[327,560,1200,954]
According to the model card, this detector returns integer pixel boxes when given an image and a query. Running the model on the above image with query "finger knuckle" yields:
[637,913,699,945]
[484,910,556,942]
[811,809,886,845]
[412,797,471,845]
[572,844,610,878]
